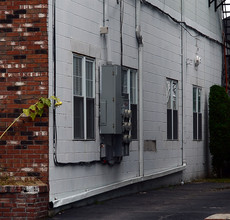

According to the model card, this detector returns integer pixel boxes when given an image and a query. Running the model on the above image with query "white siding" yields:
[48,0,222,204]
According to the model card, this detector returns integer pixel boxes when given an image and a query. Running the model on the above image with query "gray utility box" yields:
[100,65,124,134]
[100,65,131,163]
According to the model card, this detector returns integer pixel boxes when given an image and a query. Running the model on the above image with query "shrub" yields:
[209,85,230,177]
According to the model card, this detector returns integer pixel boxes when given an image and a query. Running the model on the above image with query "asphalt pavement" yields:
[51,181,230,220]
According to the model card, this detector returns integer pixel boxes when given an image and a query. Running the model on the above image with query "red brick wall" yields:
[0,0,49,184]
[0,184,49,219]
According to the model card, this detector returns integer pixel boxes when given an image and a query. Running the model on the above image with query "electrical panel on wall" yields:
[100,65,132,165]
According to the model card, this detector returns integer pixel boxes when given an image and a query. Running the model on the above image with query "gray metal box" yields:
[100,65,123,134]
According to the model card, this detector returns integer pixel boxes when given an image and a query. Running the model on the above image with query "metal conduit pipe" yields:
[135,0,144,177]
[104,0,112,63]
[180,0,184,166]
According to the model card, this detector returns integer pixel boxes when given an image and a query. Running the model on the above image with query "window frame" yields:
[193,86,202,141]
[166,78,178,140]
[122,67,138,140]
[73,53,95,140]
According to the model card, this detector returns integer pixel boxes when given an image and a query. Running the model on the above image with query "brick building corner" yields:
[0,0,49,218]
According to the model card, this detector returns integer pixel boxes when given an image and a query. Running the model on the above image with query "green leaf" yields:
[44,98,51,107]
[37,109,44,117]
[40,97,46,104]
[23,109,30,116]
[39,97,51,107]
[46,99,51,107]
[50,96,57,101]
[29,104,36,111]
[37,102,44,110]
[30,112,37,121]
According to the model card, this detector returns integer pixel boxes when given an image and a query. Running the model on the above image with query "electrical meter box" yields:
[100,65,124,134]
[100,65,132,163]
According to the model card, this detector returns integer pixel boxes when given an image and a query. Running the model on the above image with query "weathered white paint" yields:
[48,0,223,205]
[21,168,34,172]
[22,23,33,27]
[34,131,48,136]
[7,141,19,145]
[15,82,25,86]
[0,95,7,99]
[20,5,34,10]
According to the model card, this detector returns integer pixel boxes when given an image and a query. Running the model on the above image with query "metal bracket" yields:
[209,0,226,11]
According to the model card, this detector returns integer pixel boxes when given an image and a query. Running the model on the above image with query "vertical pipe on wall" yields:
[52,0,56,97]
[52,0,59,165]
[120,0,124,67]
[103,0,105,26]
[180,0,184,166]
[104,0,112,63]
[135,0,144,177]
[139,46,144,177]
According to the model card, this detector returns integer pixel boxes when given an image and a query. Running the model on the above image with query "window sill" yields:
[167,139,179,141]
[72,139,96,141]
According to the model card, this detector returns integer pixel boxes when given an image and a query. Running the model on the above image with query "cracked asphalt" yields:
[51,181,230,220]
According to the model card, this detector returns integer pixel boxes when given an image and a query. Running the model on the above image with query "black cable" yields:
[52,0,102,167]
[53,110,101,166]
[120,0,124,67]
[142,0,223,46]
[52,0,58,166]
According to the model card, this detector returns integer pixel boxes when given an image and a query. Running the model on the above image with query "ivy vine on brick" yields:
[23,96,62,120]
[0,96,62,140]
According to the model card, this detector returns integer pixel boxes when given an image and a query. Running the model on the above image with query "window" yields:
[73,54,95,140]
[122,68,138,139]
[166,79,178,140]
[193,86,202,140]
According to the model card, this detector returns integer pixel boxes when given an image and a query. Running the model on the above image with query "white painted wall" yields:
[48,0,223,205]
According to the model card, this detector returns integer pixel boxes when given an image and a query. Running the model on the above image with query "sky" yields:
[223,0,230,18]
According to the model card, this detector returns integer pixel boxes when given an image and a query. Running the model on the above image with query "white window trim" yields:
[193,86,201,113]
[123,68,138,139]
[123,68,138,104]
[193,86,202,140]
[73,54,95,140]
[167,78,178,140]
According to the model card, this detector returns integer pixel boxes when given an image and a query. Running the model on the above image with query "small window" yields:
[166,79,178,140]
[122,68,138,139]
[73,54,95,140]
[193,86,202,140]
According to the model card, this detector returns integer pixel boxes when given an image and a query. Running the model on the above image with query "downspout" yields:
[52,0,58,165]
[103,0,105,26]
[180,0,184,166]
[135,0,144,177]
[120,0,123,67]
[104,0,112,64]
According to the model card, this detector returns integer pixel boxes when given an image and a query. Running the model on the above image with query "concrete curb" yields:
[205,214,230,220]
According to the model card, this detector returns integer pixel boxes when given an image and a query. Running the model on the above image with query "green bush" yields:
[209,85,230,177]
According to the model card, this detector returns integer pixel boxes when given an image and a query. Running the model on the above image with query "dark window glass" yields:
[173,110,178,139]
[193,87,202,140]
[198,113,202,140]
[131,104,137,139]
[167,109,172,140]
[193,112,197,140]
[74,96,84,139]
[167,79,178,140]
[73,56,82,96]
[86,98,95,139]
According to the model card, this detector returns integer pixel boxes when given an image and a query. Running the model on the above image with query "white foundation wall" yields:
[48,0,222,205]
